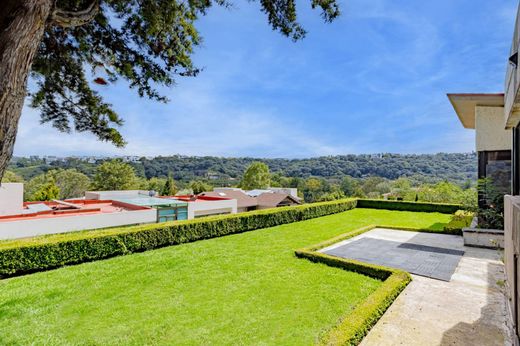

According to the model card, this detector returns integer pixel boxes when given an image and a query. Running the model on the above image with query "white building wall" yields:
[0,209,157,240]
[187,199,237,219]
[475,106,511,151]
[0,183,24,215]
[267,188,298,198]
[85,190,152,200]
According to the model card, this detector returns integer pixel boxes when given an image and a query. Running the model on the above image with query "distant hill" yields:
[9,153,477,185]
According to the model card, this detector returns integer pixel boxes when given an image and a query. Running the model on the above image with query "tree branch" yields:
[50,0,99,28]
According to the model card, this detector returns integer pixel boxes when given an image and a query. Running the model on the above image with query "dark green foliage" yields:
[162,174,178,196]
[477,178,504,229]
[8,153,477,185]
[357,199,461,214]
[240,162,270,190]
[92,160,137,190]
[340,175,357,196]
[31,177,60,201]
[0,199,357,277]
[189,180,212,194]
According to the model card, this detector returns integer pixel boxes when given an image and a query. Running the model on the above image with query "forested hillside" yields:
[9,153,476,186]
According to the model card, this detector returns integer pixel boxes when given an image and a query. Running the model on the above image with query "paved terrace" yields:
[321,228,511,345]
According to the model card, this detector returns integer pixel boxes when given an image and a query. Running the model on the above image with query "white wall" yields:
[0,208,157,240]
[475,106,511,151]
[187,199,237,219]
[85,190,152,200]
[0,183,23,215]
[267,188,298,198]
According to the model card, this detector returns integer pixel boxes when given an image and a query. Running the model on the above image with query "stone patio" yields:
[320,228,511,345]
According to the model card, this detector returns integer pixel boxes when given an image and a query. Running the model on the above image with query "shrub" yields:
[443,210,474,234]
[0,199,357,277]
[356,199,461,214]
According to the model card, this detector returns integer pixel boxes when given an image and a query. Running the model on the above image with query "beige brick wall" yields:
[475,106,511,151]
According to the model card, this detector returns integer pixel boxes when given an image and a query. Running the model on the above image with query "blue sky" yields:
[14,0,519,158]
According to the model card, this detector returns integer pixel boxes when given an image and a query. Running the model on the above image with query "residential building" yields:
[201,187,301,212]
[202,189,258,212]
[255,192,301,209]
[0,186,239,240]
[448,4,520,342]
[171,195,237,219]
[86,190,238,221]
[86,190,189,222]
[0,185,156,240]
[448,93,511,206]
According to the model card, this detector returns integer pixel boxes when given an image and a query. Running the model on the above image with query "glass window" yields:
[177,207,188,220]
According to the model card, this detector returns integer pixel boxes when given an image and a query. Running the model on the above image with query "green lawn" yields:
[0,208,451,345]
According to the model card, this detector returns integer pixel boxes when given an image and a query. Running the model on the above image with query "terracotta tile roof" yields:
[199,190,258,208]
[256,193,301,208]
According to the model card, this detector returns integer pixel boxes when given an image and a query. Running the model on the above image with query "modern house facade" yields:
[0,186,238,239]
[448,93,512,206]
[449,5,520,342]
[166,195,237,219]
[86,190,190,222]
[0,191,156,240]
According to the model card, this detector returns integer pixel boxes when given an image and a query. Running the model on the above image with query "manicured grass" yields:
[0,209,451,345]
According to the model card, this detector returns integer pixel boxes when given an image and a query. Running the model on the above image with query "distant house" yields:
[200,187,301,213]
[200,189,258,213]
[0,184,156,240]
[0,185,238,240]
[256,192,301,209]
[87,190,237,221]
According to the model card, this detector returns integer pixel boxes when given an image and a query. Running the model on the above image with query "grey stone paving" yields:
[323,237,464,281]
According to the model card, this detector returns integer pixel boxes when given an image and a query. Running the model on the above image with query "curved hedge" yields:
[357,199,461,214]
[295,226,411,345]
[0,199,357,278]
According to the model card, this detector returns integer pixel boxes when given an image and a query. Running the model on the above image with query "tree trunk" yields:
[0,0,53,180]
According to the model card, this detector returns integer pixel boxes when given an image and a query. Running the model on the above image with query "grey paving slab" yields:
[323,237,464,281]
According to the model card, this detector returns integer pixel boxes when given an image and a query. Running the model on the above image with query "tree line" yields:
[3,159,477,207]
[9,152,476,186]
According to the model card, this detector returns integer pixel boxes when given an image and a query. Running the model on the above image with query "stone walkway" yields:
[321,228,511,346]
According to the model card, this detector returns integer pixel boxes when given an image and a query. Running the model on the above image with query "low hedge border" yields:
[357,199,461,214]
[0,199,358,278]
[294,226,412,345]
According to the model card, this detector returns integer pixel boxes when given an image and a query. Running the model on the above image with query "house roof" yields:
[170,195,231,203]
[199,190,258,208]
[0,200,150,222]
[447,93,504,129]
[256,193,301,208]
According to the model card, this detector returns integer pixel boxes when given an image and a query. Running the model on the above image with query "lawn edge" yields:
[295,225,413,346]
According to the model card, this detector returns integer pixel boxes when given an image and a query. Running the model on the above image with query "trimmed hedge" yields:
[0,199,357,278]
[357,199,461,214]
[295,226,411,345]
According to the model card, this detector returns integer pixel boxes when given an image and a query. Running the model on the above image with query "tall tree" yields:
[0,0,340,180]
[53,169,91,199]
[190,180,212,194]
[161,174,178,196]
[92,159,137,190]
[340,176,356,196]
[31,176,60,201]
[240,162,271,190]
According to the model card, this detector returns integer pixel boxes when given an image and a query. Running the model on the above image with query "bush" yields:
[443,210,474,234]
[356,199,461,214]
[0,199,357,277]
